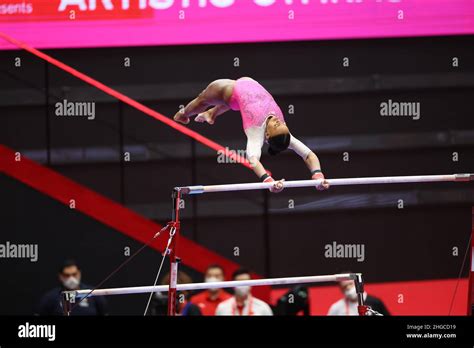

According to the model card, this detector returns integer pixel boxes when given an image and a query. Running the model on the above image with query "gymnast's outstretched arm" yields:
[304,151,322,173]
[248,156,285,193]
[304,151,329,190]
[288,136,329,190]
[246,134,285,192]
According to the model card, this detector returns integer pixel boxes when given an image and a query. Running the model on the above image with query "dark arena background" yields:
[0,0,474,345]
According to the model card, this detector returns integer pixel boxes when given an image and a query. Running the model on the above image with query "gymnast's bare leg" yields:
[173,79,234,125]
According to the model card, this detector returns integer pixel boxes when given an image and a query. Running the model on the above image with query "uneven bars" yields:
[65,274,356,299]
[177,173,473,195]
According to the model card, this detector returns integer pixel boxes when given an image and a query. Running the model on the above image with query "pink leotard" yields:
[228,77,311,161]
[228,77,285,131]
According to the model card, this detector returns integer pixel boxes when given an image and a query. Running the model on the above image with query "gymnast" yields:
[173,77,329,192]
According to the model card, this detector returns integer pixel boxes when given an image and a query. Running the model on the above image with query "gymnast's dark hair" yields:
[268,133,291,156]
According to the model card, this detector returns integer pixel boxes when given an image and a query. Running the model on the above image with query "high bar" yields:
[65,273,356,299]
[177,173,473,195]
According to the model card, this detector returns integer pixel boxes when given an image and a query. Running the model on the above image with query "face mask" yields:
[344,286,358,301]
[205,277,220,293]
[62,277,80,290]
[234,286,251,297]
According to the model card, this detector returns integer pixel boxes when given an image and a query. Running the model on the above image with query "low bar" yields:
[65,273,356,299]
[178,173,473,195]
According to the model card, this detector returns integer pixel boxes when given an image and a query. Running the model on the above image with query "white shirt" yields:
[245,121,312,161]
[327,293,368,316]
[215,295,273,316]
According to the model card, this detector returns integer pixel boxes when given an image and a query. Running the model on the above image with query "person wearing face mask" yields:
[215,268,273,316]
[327,275,390,316]
[36,260,108,316]
[190,264,231,316]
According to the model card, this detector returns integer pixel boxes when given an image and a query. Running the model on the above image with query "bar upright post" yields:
[353,273,368,316]
[167,188,181,316]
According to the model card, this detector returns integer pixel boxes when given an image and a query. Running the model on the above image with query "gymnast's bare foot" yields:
[194,109,216,125]
[173,110,190,124]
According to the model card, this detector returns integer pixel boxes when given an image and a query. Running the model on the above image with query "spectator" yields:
[36,259,107,316]
[327,276,390,316]
[274,286,310,316]
[215,268,273,316]
[149,270,202,316]
[190,264,232,315]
